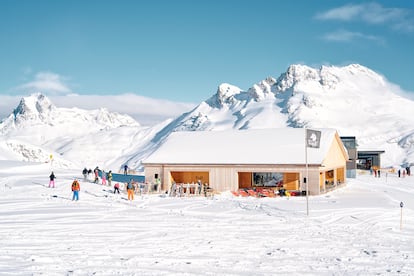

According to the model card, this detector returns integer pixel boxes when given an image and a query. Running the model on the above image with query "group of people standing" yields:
[48,164,160,202]
[398,166,411,177]
[75,164,131,200]
[169,180,209,197]
[81,167,113,186]
[370,166,412,179]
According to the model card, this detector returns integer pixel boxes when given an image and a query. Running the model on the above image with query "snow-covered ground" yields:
[0,161,413,275]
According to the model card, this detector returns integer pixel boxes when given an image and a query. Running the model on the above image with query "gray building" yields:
[340,136,385,176]
[340,136,357,178]
[357,150,385,170]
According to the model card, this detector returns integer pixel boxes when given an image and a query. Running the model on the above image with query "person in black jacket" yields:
[82,168,88,181]
[49,172,56,188]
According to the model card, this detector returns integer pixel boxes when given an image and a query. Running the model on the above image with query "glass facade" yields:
[252,172,284,187]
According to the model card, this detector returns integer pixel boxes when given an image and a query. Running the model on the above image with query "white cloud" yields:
[321,29,385,44]
[315,3,363,21]
[16,72,72,95]
[51,94,197,126]
[315,3,403,23]
[315,2,414,33]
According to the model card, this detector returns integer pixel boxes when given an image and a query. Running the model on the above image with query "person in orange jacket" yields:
[126,180,135,200]
[71,179,80,201]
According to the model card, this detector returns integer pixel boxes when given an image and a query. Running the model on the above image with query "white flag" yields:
[306,129,321,148]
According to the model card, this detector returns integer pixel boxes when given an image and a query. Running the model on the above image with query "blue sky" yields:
[1,0,414,105]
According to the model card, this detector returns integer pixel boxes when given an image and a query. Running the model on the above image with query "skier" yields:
[101,170,107,185]
[123,164,128,175]
[169,182,177,197]
[126,180,135,200]
[71,179,80,201]
[49,172,56,188]
[107,171,113,187]
[87,168,92,180]
[197,180,202,195]
[82,168,88,181]
[113,182,120,194]
[203,183,209,197]
[154,178,161,192]
[94,166,99,184]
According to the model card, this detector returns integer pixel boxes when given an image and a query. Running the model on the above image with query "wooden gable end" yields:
[321,132,349,168]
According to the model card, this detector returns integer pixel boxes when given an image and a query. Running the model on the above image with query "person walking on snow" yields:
[124,164,128,175]
[71,179,80,201]
[49,172,56,188]
[127,180,135,200]
[93,167,99,184]
[107,171,113,187]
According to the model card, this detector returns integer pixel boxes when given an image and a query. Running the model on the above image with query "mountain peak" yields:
[13,93,55,121]
[276,63,387,92]
[1,93,140,138]
[206,83,243,108]
[276,64,317,91]
[247,77,277,100]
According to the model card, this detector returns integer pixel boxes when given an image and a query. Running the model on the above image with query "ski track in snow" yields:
[0,166,413,275]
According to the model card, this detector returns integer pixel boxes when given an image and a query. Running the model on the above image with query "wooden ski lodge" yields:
[142,128,349,195]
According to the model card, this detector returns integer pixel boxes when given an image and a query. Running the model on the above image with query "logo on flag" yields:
[306,129,321,148]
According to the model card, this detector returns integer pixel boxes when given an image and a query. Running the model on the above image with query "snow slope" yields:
[0,161,413,275]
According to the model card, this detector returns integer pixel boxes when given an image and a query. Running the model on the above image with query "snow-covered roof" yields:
[143,128,340,165]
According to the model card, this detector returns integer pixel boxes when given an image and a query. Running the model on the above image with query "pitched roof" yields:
[143,128,341,165]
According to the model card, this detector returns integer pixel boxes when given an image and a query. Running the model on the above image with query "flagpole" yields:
[305,128,309,216]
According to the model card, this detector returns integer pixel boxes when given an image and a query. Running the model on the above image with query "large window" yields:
[253,172,283,187]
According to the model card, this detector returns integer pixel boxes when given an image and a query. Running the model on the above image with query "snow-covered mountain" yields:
[1,64,413,170]
[0,93,139,137]
[0,93,162,170]
[154,64,414,167]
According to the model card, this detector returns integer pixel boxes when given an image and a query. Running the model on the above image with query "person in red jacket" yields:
[113,182,120,194]
[71,179,80,201]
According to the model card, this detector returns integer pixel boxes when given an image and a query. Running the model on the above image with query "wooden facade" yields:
[143,129,348,195]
